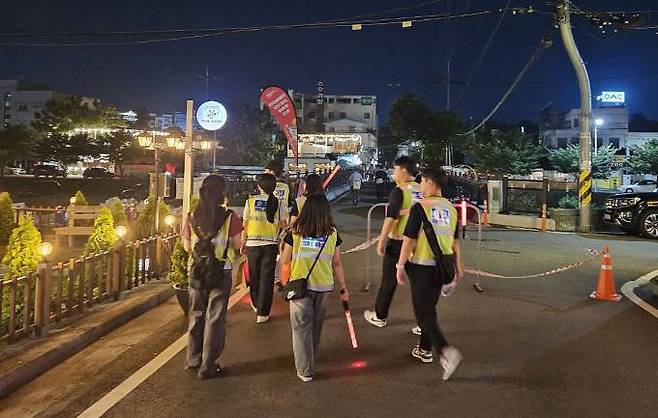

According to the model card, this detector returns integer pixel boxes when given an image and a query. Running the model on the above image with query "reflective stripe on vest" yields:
[389,181,422,240]
[246,194,279,243]
[290,231,338,292]
[409,197,457,267]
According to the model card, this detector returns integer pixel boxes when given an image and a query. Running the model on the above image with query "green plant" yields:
[558,195,579,209]
[84,207,117,255]
[2,216,42,278]
[135,197,172,238]
[0,192,14,244]
[106,197,127,226]
[167,239,189,288]
[72,190,88,206]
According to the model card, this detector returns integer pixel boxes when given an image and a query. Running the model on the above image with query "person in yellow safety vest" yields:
[280,194,349,382]
[364,156,423,332]
[396,166,464,381]
[241,173,284,324]
[290,173,324,225]
[265,160,292,220]
[182,175,243,380]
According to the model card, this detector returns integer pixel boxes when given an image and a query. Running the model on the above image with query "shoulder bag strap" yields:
[221,211,232,260]
[305,235,329,281]
[418,204,444,258]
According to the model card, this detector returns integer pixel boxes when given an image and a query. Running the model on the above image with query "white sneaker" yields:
[364,310,387,328]
[250,303,257,313]
[411,345,433,363]
[297,373,313,382]
[256,315,270,324]
[411,325,421,336]
[440,346,463,381]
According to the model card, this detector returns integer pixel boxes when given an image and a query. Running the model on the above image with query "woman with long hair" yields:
[241,173,283,323]
[280,194,349,382]
[290,173,324,224]
[182,175,243,380]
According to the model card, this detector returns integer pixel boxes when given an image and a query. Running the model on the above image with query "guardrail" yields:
[0,233,177,344]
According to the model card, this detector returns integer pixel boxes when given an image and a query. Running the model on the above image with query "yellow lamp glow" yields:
[39,242,54,258]
[115,225,128,239]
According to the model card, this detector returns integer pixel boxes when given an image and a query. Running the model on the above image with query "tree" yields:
[0,192,14,245]
[84,207,117,255]
[106,197,127,226]
[72,191,88,206]
[135,197,171,238]
[548,144,616,179]
[2,216,42,278]
[627,139,658,175]
[0,124,36,177]
[222,100,282,165]
[101,130,139,178]
[470,129,543,176]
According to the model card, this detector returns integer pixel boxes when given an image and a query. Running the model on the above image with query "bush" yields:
[72,190,89,206]
[106,197,127,226]
[167,239,189,288]
[558,195,579,209]
[135,197,172,239]
[2,216,42,278]
[0,192,13,245]
[84,207,117,255]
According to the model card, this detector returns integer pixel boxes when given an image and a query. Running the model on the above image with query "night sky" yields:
[1,0,657,123]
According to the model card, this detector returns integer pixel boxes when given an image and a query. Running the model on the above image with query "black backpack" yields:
[189,215,230,290]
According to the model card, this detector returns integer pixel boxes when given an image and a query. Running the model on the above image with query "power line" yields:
[455,0,513,107]
[459,31,553,136]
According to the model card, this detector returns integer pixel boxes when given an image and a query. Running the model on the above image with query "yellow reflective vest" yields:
[409,196,458,266]
[245,194,279,244]
[389,181,422,240]
[189,211,236,267]
[289,230,338,292]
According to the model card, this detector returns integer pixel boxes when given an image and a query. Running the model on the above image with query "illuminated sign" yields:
[597,91,625,104]
[196,101,227,131]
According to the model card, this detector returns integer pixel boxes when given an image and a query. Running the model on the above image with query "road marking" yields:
[620,269,658,319]
[77,286,250,418]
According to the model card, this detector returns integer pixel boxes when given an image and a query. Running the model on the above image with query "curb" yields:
[0,285,174,399]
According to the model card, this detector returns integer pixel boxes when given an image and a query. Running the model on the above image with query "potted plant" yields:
[550,195,579,232]
[168,238,189,314]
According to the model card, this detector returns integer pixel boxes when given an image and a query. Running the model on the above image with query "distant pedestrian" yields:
[182,175,243,380]
[349,170,364,206]
[374,167,388,201]
[280,194,349,382]
[396,166,464,381]
[242,173,283,323]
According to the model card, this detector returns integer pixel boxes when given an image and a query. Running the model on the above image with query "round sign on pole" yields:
[196,101,227,131]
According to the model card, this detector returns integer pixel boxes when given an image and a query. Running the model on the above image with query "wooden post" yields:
[34,260,52,338]
[483,199,489,225]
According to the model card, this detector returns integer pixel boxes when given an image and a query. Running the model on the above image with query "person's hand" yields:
[455,265,464,281]
[376,237,386,257]
[339,288,349,302]
[396,264,407,285]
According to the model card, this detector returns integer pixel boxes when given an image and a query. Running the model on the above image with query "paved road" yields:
[2,191,657,418]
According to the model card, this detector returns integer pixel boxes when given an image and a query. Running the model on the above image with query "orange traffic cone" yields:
[590,246,622,302]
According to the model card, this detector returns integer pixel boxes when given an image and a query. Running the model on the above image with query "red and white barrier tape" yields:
[342,238,378,254]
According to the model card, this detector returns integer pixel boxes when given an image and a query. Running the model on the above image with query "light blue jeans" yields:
[289,290,330,378]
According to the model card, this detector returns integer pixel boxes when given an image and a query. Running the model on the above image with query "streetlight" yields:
[39,242,54,260]
[115,225,128,240]
[137,131,173,234]
[164,214,176,233]
[594,118,604,156]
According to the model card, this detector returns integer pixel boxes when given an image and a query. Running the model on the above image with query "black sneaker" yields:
[411,345,433,363]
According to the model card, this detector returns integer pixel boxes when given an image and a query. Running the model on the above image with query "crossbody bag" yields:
[281,236,328,301]
[418,207,456,285]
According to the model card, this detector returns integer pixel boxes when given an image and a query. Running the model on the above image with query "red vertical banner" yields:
[260,86,298,159]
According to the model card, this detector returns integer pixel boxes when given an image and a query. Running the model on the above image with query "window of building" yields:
[18,104,28,112]
[609,138,620,148]
[328,98,334,104]
[557,138,568,148]
[565,120,572,128]
[352,98,359,104]
[348,125,356,132]
[337,98,351,104]
[34,112,41,119]
[340,112,346,119]
[364,112,370,119]
[573,118,579,128]
[328,112,334,120]
[3,114,10,120]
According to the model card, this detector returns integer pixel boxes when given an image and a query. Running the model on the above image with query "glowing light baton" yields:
[322,165,342,188]
[341,299,358,349]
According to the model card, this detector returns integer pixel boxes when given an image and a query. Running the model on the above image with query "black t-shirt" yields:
[404,202,460,240]
[284,230,343,247]
[386,187,403,220]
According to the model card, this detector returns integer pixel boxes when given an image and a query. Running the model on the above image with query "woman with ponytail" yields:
[241,173,282,323]
[182,175,243,380]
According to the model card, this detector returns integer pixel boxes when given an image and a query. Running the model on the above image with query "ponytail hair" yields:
[193,175,227,234]
[258,173,279,223]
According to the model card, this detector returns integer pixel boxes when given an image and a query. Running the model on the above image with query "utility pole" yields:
[182,100,195,218]
[557,1,592,232]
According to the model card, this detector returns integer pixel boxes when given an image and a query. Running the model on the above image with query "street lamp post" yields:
[138,131,175,235]
[594,118,604,156]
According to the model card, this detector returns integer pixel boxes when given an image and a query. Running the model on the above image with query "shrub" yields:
[0,192,13,245]
[72,190,88,206]
[106,197,127,226]
[135,197,172,239]
[84,207,117,255]
[167,239,189,289]
[2,216,42,278]
[558,195,579,209]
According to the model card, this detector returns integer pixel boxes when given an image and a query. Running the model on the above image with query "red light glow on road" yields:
[351,360,367,369]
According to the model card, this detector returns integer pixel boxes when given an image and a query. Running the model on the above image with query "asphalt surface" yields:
[2,190,657,418]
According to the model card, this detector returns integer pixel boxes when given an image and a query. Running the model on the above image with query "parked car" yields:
[6,166,26,175]
[83,167,115,179]
[33,164,67,178]
[619,179,658,193]
[604,191,658,239]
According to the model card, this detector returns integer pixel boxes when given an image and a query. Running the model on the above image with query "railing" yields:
[0,233,178,344]
[501,178,578,215]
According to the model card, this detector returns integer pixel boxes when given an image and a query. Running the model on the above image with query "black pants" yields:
[406,263,448,353]
[374,239,402,320]
[247,244,278,316]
